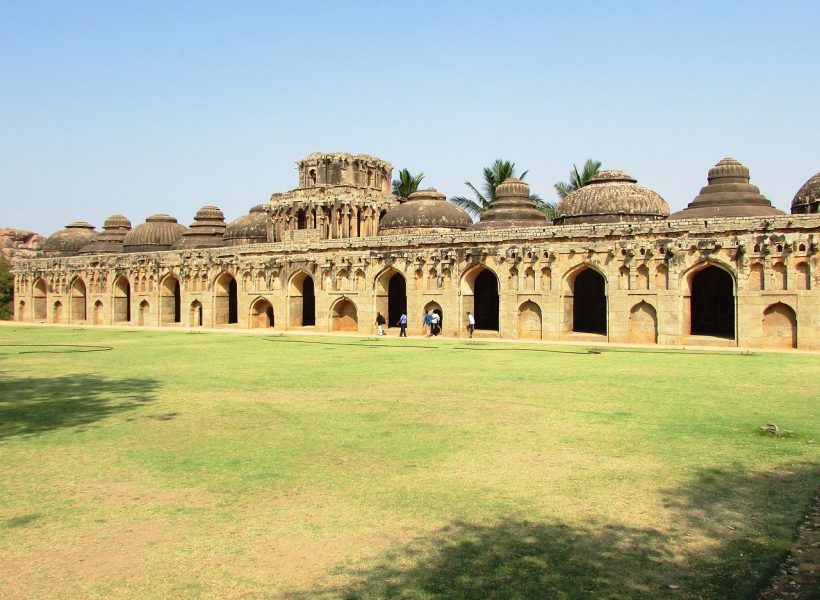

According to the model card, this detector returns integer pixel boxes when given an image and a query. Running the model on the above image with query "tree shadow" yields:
[293,464,819,600]
[0,373,160,439]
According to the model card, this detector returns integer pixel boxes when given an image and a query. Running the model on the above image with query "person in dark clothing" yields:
[375,312,386,336]
[399,312,407,337]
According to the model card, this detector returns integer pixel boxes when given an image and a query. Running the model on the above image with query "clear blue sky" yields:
[2,0,818,235]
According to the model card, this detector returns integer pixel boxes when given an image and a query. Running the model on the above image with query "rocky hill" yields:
[0,228,45,262]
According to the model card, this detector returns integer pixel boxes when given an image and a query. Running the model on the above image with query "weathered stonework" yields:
[11,153,820,350]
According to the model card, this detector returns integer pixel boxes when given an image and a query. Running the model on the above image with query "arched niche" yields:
[53,300,63,323]
[70,277,87,322]
[518,300,542,340]
[138,300,149,326]
[214,272,238,325]
[628,301,657,344]
[250,297,274,328]
[762,303,797,349]
[190,300,203,327]
[93,300,103,325]
[113,275,131,322]
[160,274,181,324]
[33,278,47,320]
[330,298,358,332]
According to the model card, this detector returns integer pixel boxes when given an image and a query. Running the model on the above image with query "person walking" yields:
[423,311,432,337]
[430,311,440,336]
[466,311,475,338]
[399,312,408,337]
[375,312,386,336]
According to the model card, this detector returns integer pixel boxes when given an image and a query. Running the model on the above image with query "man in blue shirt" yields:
[399,312,407,337]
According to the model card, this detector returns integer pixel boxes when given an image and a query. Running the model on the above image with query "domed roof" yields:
[79,214,132,255]
[669,158,784,219]
[469,178,549,230]
[224,204,268,246]
[43,221,98,257]
[379,188,472,235]
[123,214,187,253]
[174,205,227,249]
[791,172,820,214]
[554,170,670,225]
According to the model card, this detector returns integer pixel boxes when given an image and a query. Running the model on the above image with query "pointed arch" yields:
[250,296,274,328]
[112,274,131,322]
[461,264,500,331]
[518,300,542,340]
[288,270,315,326]
[628,301,657,344]
[93,300,104,325]
[53,300,63,323]
[160,273,182,324]
[138,300,149,326]
[762,302,797,349]
[70,277,87,322]
[375,267,407,328]
[214,272,238,325]
[330,297,358,332]
[190,300,203,327]
[683,262,735,338]
[33,277,47,320]
[563,264,607,335]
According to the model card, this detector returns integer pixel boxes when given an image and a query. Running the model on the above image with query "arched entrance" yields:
[33,278,47,320]
[462,266,499,332]
[70,278,87,322]
[762,303,797,349]
[160,275,181,324]
[289,271,315,326]
[690,265,734,338]
[250,298,274,328]
[423,301,443,335]
[93,300,103,325]
[215,273,238,325]
[138,300,149,326]
[570,268,606,334]
[190,300,203,327]
[330,298,358,331]
[113,275,131,322]
[53,301,63,323]
[375,269,407,329]
[628,301,657,344]
[518,301,542,340]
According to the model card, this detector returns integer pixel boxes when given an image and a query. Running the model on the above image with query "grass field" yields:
[0,326,817,599]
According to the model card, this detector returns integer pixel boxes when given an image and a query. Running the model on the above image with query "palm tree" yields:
[392,169,425,199]
[451,159,553,219]
[554,159,602,199]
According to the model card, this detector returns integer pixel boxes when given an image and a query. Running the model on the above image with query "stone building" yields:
[12,152,820,350]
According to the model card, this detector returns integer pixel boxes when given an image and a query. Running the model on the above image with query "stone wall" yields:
[12,214,820,349]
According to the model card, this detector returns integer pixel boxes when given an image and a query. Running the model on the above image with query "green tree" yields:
[392,169,425,199]
[0,259,13,320]
[554,159,602,199]
[451,159,553,219]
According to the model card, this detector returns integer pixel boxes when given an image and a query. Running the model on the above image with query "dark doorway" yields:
[691,266,734,338]
[573,269,606,334]
[297,209,306,230]
[387,273,407,327]
[474,269,499,330]
[114,277,131,322]
[302,276,315,326]
[228,278,238,324]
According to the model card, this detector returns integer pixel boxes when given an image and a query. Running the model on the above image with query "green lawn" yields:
[0,326,817,599]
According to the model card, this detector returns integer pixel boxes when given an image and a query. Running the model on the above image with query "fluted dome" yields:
[469,178,549,230]
[669,158,784,219]
[379,188,472,235]
[123,214,187,253]
[791,172,820,214]
[79,214,132,255]
[224,204,268,246]
[174,205,227,249]
[554,170,670,225]
[43,222,98,257]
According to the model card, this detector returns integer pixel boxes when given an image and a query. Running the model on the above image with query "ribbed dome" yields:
[79,214,132,255]
[224,204,268,246]
[174,205,227,249]
[791,172,820,214]
[43,222,98,257]
[469,178,549,230]
[669,158,784,219]
[123,214,187,253]
[379,189,472,235]
[554,170,670,225]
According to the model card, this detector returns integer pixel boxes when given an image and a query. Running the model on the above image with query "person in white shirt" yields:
[430,311,440,336]
[466,312,475,338]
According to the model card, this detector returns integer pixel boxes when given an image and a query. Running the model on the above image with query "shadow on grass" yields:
[294,464,819,600]
[0,373,160,439]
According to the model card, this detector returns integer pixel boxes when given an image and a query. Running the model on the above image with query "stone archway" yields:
[138,300,149,326]
[288,271,315,326]
[689,265,734,338]
[568,267,607,335]
[215,272,238,325]
[330,298,358,332]
[33,278,47,320]
[113,275,131,322]
[190,300,203,327]
[70,278,87,322]
[518,301,542,340]
[375,268,407,329]
[462,265,499,332]
[160,275,181,324]
[93,300,103,325]
[53,301,63,323]
[762,303,797,349]
[250,298,274,328]
[424,301,443,335]
[628,301,657,344]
